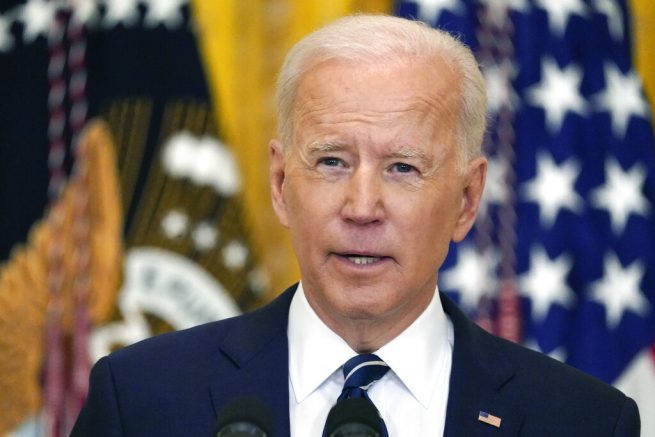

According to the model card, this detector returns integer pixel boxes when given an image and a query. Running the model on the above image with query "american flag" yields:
[396,0,655,430]
[478,410,502,428]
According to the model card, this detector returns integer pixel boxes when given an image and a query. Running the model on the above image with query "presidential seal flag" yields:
[0,0,269,434]
[395,0,655,434]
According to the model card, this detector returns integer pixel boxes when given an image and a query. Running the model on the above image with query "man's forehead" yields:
[288,55,462,157]
[294,56,460,112]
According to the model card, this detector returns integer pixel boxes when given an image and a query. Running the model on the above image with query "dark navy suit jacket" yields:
[71,284,640,436]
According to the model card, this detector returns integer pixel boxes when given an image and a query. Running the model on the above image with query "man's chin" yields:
[332,297,397,323]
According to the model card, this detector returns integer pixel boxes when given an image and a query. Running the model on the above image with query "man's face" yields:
[270,57,486,340]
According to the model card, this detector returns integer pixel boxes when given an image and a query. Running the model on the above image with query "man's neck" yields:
[304,288,435,353]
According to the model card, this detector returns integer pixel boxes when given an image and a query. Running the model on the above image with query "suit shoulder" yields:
[490,332,622,398]
[105,315,237,371]
[442,292,640,435]
[104,287,295,370]
[443,293,632,407]
[486,332,640,434]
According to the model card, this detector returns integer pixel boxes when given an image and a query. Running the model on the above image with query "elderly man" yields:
[72,15,640,436]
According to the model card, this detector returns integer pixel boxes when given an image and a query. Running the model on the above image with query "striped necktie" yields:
[324,354,390,437]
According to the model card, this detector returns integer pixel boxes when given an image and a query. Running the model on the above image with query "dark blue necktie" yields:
[323,354,390,437]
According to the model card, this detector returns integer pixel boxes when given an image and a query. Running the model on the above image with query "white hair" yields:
[275,14,487,166]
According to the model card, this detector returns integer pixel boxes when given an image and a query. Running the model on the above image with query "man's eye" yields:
[392,163,415,173]
[318,157,343,167]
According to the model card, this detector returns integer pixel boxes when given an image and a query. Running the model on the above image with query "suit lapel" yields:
[208,285,298,436]
[441,293,524,436]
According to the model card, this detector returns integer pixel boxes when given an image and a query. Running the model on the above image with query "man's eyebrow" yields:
[388,148,432,164]
[307,141,347,153]
[306,142,434,165]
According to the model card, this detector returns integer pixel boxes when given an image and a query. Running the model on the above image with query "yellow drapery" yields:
[631,0,655,118]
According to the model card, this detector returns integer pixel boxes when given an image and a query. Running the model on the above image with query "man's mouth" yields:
[346,255,381,265]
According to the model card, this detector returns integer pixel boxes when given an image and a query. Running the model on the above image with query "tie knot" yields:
[326,354,391,437]
[341,354,389,395]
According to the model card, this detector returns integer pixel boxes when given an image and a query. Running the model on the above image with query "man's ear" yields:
[452,156,487,242]
[269,139,289,228]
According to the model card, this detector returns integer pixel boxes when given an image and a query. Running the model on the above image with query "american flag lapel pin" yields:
[478,410,502,428]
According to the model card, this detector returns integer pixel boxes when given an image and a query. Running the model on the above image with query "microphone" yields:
[214,396,273,437]
[324,397,384,437]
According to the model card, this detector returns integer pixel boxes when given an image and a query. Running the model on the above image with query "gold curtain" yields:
[191,0,392,299]
[631,0,655,117]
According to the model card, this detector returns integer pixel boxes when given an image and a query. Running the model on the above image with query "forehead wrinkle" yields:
[297,88,441,120]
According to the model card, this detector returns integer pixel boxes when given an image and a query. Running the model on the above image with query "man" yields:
[72,15,640,436]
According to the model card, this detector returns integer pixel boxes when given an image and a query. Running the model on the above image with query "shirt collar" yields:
[376,288,452,408]
[287,282,452,407]
[288,282,354,403]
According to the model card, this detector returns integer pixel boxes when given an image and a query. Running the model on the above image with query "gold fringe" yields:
[0,119,123,433]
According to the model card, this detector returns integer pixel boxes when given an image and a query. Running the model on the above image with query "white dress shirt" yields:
[288,282,454,437]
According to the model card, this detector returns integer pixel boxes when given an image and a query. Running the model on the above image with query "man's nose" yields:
[340,168,385,225]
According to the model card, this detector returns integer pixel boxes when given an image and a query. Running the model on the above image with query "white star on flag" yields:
[480,0,530,28]
[71,0,99,27]
[522,152,583,228]
[526,57,587,134]
[143,0,186,29]
[479,154,510,217]
[0,14,13,52]
[590,159,650,235]
[441,244,498,312]
[412,0,464,23]
[592,0,624,41]
[546,346,567,362]
[534,0,587,37]
[484,60,518,115]
[519,247,575,323]
[104,0,141,28]
[594,63,649,139]
[526,340,568,362]
[21,0,57,43]
[589,253,649,329]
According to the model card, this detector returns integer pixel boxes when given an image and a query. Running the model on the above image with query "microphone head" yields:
[214,396,273,437]
[324,397,383,437]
